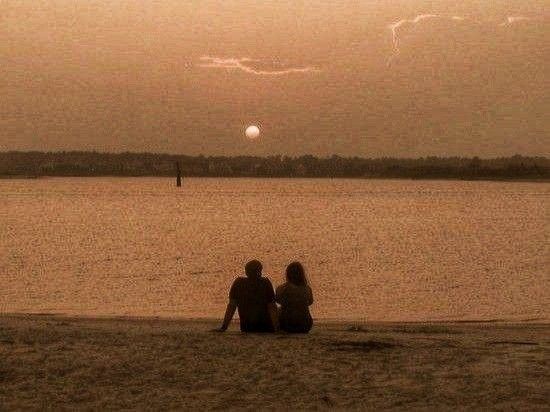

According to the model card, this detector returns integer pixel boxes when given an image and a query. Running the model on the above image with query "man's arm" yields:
[264,278,279,332]
[219,300,237,331]
[275,285,283,305]
[307,286,314,306]
[268,302,279,332]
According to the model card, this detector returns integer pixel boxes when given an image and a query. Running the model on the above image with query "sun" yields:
[245,125,260,140]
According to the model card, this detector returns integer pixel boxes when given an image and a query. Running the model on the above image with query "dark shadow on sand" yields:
[330,340,400,352]
[487,341,539,346]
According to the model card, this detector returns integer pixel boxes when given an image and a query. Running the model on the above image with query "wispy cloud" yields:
[387,14,542,65]
[499,16,534,26]
[388,14,441,54]
[198,56,320,76]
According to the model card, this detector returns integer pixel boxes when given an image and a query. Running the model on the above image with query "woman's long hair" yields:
[286,261,308,286]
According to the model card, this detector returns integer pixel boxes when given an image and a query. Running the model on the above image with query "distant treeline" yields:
[1,151,549,180]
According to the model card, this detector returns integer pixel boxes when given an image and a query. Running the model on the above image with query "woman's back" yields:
[276,282,313,333]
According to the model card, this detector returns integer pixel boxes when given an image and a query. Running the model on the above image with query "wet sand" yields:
[0,315,549,410]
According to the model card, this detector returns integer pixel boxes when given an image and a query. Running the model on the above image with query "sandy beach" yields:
[0,315,548,410]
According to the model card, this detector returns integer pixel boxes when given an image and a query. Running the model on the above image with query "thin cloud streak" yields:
[198,56,320,76]
[388,14,440,54]
[499,16,534,26]
[387,14,543,65]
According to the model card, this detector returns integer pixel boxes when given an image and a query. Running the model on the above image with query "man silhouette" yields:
[218,260,278,332]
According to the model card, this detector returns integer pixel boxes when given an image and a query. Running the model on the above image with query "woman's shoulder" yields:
[295,283,313,298]
[278,282,312,294]
[276,282,287,290]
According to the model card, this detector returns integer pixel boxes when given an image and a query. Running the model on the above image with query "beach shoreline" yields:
[2,312,549,325]
[1,315,548,410]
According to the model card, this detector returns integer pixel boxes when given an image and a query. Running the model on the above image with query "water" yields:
[1,177,548,322]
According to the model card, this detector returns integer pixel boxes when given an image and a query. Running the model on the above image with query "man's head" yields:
[245,259,263,278]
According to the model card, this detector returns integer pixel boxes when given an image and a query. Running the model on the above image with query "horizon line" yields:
[0,150,548,161]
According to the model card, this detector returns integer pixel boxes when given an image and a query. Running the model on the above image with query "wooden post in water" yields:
[176,161,182,187]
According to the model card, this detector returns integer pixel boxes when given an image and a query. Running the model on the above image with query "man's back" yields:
[229,276,275,332]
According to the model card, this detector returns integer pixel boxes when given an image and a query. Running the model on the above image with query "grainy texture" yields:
[2,2,549,158]
[1,316,549,410]
[3,178,549,322]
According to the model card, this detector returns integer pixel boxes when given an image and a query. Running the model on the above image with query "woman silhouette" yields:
[275,262,314,333]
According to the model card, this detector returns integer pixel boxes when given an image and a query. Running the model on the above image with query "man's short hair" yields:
[245,260,263,278]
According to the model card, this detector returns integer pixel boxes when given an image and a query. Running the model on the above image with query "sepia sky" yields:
[1,0,549,157]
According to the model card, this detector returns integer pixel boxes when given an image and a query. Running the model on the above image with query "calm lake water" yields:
[1,177,548,322]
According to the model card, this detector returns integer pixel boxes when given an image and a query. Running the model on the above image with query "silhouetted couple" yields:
[218,260,313,333]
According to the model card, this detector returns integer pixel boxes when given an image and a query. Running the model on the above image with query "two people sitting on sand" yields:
[217,260,314,333]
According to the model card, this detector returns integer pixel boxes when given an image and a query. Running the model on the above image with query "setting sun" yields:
[245,125,260,140]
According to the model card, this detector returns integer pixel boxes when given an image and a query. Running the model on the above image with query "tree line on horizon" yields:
[0,151,548,180]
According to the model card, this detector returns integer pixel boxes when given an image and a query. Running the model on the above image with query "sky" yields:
[1,0,549,157]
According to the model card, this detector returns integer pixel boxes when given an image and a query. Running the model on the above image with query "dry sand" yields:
[0,315,549,410]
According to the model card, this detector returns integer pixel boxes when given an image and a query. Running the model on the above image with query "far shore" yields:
[1,314,548,410]
[1,174,549,183]
[0,175,40,179]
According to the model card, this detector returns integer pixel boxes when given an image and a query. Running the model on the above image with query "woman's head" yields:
[286,261,307,286]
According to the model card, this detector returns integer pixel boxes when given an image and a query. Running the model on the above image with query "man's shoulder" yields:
[261,276,274,286]
[232,276,247,285]
[233,276,273,289]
